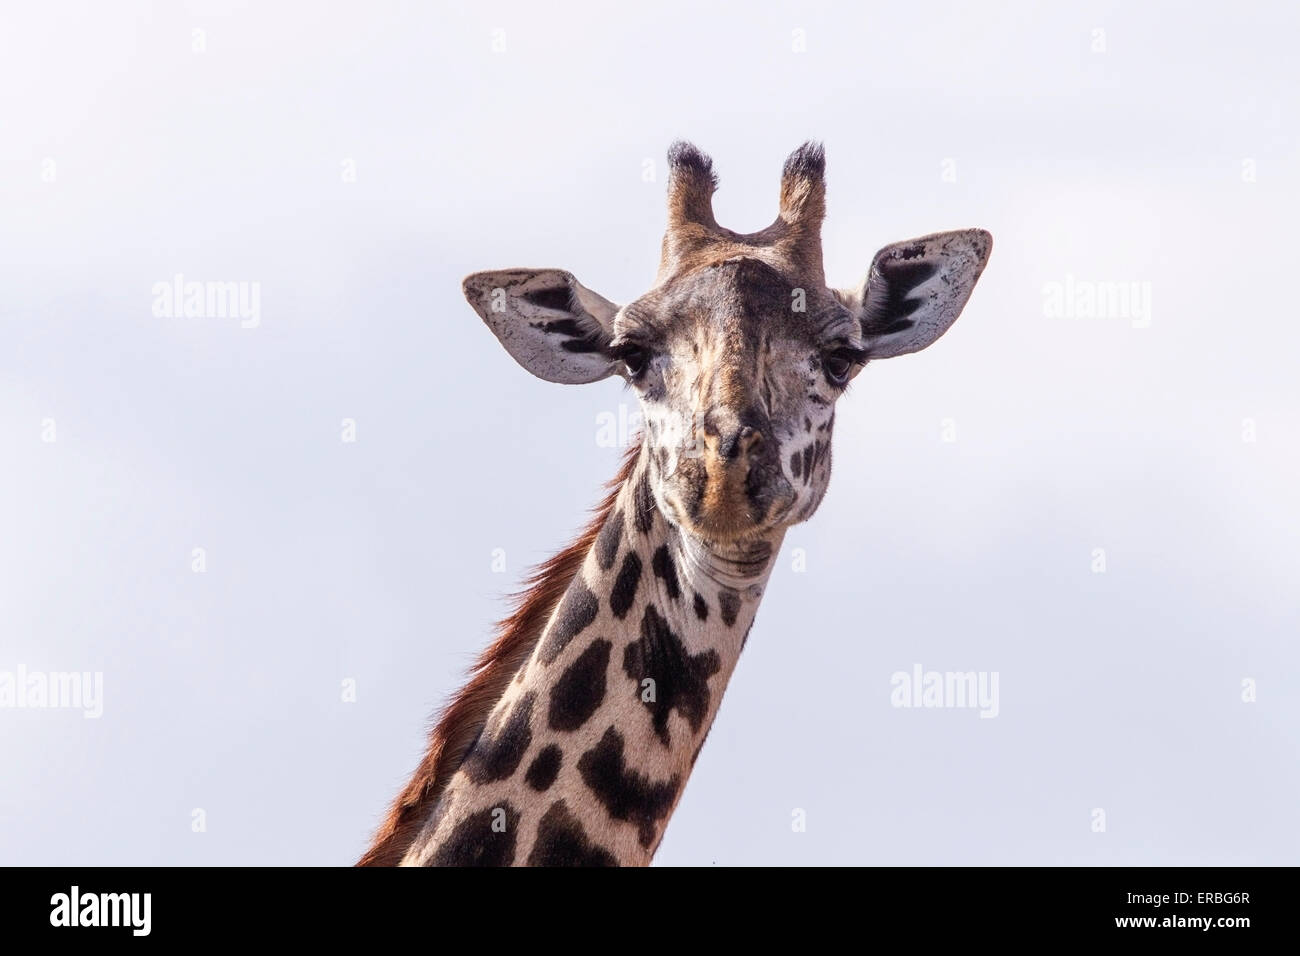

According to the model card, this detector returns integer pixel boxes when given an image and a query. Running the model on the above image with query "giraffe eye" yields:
[618,345,649,378]
[823,350,854,385]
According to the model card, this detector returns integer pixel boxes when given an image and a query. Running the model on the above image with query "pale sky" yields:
[2,0,1297,865]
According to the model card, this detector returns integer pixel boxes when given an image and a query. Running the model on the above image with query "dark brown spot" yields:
[525,745,562,792]
[527,800,618,867]
[623,604,721,748]
[609,551,642,619]
[633,470,655,534]
[539,579,599,665]
[651,544,680,601]
[718,589,740,627]
[463,692,535,784]
[431,804,520,867]
[577,726,680,849]
[548,639,611,732]
[594,509,623,571]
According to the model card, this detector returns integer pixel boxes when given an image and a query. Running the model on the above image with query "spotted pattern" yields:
[548,639,611,732]
[430,804,521,867]
[623,605,721,747]
[595,509,623,571]
[632,470,655,534]
[527,800,617,867]
[539,579,599,664]
[609,551,642,619]
[577,726,681,849]
[718,588,741,627]
[463,693,535,784]
[525,744,562,792]
[651,545,681,601]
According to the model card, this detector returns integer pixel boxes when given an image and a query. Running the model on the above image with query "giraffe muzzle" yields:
[664,421,795,542]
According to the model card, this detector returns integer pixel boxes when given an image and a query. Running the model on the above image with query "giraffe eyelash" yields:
[828,345,870,365]
[608,341,649,360]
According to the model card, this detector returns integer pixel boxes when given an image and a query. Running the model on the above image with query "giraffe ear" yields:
[462,269,621,384]
[838,229,992,359]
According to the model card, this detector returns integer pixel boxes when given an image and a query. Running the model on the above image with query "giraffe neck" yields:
[403,451,784,866]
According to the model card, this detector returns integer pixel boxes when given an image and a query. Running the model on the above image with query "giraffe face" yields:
[613,256,860,542]
[462,142,992,544]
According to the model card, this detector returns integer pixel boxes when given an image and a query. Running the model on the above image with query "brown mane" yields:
[357,440,642,866]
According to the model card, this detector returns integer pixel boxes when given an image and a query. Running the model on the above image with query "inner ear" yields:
[463,269,621,385]
[845,229,992,360]
[863,259,939,336]
[520,285,575,313]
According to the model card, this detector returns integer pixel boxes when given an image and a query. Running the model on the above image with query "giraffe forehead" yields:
[619,256,852,350]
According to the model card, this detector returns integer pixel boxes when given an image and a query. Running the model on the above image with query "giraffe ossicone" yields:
[359,141,992,866]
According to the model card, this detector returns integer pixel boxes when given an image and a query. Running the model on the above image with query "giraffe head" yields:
[464,142,991,544]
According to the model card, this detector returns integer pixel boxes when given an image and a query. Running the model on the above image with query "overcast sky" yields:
[2,0,1297,865]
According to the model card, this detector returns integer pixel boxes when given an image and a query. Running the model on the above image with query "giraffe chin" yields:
[686,515,782,545]
[665,479,797,544]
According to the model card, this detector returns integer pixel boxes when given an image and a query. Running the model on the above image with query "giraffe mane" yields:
[357,439,643,866]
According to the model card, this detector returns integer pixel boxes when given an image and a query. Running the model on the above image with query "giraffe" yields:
[359,142,991,866]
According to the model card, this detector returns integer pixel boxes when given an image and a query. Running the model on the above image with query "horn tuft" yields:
[666,140,719,228]
[778,140,826,228]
